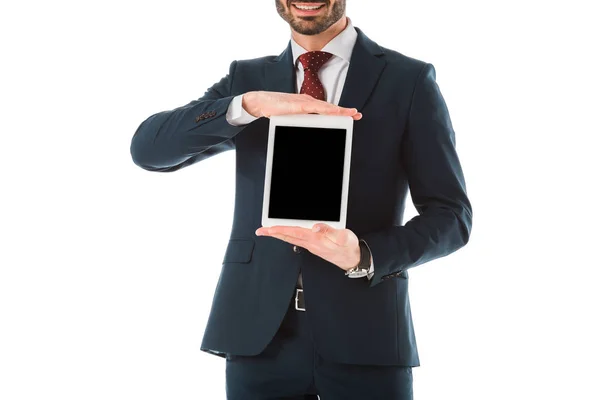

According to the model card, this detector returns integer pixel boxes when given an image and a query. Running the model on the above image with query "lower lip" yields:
[292,4,326,16]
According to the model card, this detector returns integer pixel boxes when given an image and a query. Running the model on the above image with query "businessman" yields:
[130,1,472,398]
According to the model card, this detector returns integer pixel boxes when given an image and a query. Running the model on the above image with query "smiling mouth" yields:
[291,3,326,12]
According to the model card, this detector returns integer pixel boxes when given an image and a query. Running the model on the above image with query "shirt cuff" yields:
[226,94,258,126]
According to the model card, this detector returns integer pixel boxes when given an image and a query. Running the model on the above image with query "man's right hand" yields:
[242,91,363,120]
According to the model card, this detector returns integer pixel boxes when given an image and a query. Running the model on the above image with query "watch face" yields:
[347,269,368,278]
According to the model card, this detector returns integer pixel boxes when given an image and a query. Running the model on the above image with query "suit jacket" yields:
[130,27,473,366]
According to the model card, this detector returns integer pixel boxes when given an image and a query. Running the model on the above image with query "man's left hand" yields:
[255,223,360,272]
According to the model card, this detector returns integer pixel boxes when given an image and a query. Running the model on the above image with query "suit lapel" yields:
[264,41,296,94]
[338,27,386,110]
[263,26,386,110]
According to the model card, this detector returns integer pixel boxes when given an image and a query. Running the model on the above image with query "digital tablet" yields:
[261,114,354,230]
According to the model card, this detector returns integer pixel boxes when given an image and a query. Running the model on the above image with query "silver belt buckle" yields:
[295,288,305,311]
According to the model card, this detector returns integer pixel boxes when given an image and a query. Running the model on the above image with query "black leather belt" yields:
[294,288,305,311]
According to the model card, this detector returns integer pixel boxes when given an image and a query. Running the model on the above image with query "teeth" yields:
[295,4,323,10]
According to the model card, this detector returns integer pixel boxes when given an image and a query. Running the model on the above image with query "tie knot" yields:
[298,51,333,72]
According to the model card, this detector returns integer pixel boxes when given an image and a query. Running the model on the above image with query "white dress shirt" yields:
[225,17,374,285]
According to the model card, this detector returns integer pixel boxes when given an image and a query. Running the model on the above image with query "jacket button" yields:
[293,245,302,254]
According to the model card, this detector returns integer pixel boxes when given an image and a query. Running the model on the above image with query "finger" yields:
[301,100,357,116]
[324,105,358,116]
[258,226,313,241]
[268,233,314,250]
[269,232,339,259]
[264,226,339,252]
[294,94,358,116]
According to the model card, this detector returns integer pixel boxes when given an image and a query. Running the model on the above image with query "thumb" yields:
[312,223,339,242]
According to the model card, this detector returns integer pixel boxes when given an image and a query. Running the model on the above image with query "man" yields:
[130,0,472,398]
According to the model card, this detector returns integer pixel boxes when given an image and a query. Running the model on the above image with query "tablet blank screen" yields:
[268,125,346,222]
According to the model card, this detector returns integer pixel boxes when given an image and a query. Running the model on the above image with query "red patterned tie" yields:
[298,51,333,101]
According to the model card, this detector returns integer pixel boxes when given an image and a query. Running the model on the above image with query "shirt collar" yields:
[291,17,357,67]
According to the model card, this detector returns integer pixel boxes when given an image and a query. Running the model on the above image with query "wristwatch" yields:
[345,239,372,278]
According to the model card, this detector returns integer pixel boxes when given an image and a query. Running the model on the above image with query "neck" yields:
[291,16,347,51]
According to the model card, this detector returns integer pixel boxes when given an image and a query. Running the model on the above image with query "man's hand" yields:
[242,91,363,120]
[255,223,361,272]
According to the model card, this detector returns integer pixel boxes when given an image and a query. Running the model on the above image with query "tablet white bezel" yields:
[261,114,354,230]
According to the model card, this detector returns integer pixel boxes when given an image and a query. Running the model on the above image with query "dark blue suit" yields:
[131,26,472,397]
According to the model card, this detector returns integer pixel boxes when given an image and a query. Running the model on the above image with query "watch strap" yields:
[357,239,371,269]
[345,239,371,278]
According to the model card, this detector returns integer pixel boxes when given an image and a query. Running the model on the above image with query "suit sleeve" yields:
[130,60,247,172]
[361,63,473,288]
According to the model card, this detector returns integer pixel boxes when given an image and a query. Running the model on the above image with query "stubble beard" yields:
[275,0,345,35]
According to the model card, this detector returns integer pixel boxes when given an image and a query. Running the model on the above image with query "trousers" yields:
[225,289,413,399]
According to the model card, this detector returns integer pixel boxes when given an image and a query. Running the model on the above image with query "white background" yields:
[1,0,599,399]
